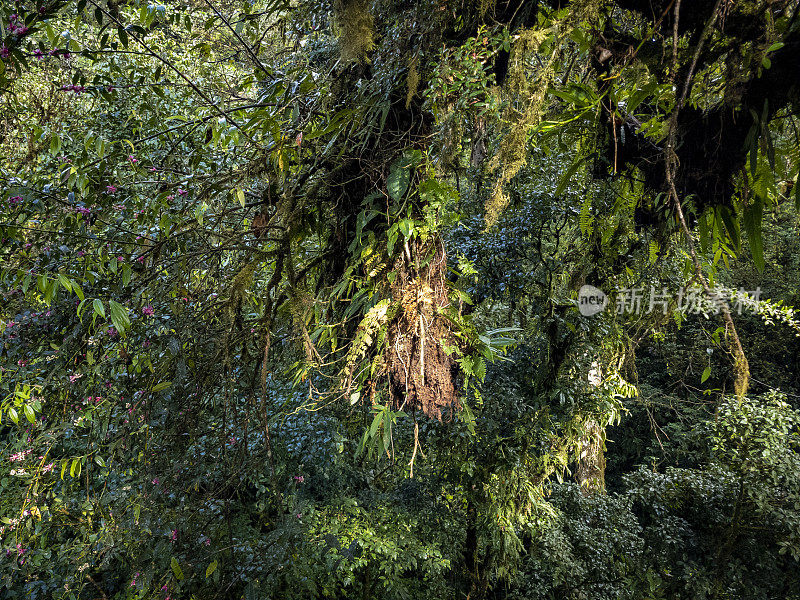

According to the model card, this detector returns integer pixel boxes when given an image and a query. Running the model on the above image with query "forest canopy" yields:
[1,0,800,598]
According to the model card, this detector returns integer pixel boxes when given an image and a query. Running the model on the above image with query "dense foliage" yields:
[1,0,799,598]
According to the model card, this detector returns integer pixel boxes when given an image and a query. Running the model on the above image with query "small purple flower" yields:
[177,188,188,197]
[106,185,117,193]
[293,475,305,483]
[136,256,145,264]
[142,305,155,317]
[170,529,178,542]
[0,47,10,59]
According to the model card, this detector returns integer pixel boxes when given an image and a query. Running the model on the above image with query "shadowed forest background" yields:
[1,0,800,598]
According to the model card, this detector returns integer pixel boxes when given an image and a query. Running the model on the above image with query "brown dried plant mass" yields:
[385,242,461,421]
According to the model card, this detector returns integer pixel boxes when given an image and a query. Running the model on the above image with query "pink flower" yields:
[170,529,178,542]
[9,449,32,462]
[69,373,82,383]
[128,155,138,164]
[9,195,22,205]
[204,537,211,546]
[106,185,117,193]
[293,475,305,483]
[42,462,54,473]
[136,256,145,264]
[177,188,188,196]
[142,305,155,317]
[0,47,10,59]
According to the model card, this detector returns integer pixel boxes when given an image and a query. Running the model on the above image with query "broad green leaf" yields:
[57,274,72,292]
[171,557,184,580]
[93,299,106,319]
[206,560,218,578]
[743,198,765,273]
[387,162,410,201]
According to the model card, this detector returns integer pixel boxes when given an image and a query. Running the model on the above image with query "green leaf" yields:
[109,300,130,334]
[50,133,61,155]
[57,274,72,292]
[93,299,106,319]
[171,557,184,580]
[152,381,172,392]
[23,404,36,424]
[72,281,85,301]
[743,198,765,273]
[718,206,740,252]
[206,560,218,578]
[237,188,245,208]
[701,366,711,383]
[555,155,588,197]
[387,162,410,201]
